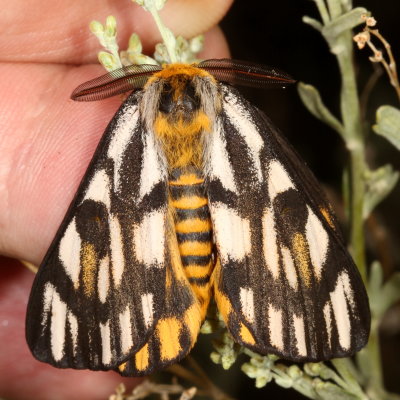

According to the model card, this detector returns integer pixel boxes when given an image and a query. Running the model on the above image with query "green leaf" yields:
[128,33,142,54]
[89,20,104,35]
[97,51,119,71]
[369,261,384,300]
[377,272,400,318]
[363,164,399,219]
[368,262,400,319]
[210,331,241,370]
[105,15,117,38]
[302,15,323,32]
[297,82,344,138]
[322,8,368,42]
[189,35,204,54]
[314,380,359,400]
[373,105,400,151]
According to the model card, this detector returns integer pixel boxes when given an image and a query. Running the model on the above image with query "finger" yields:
[0,258,139,400]
[199,26,231,60]
[0,25,230,264]
[0,0,233,64]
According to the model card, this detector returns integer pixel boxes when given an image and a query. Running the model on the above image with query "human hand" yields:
[0,0,232,398]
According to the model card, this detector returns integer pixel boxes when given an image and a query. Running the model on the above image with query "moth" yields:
[26,59,370,376]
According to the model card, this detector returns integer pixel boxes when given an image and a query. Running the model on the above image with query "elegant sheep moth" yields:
[26,59,370,376]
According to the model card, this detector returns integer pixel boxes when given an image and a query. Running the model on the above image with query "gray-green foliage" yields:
[89,0,203,71]
[373,105,400,150]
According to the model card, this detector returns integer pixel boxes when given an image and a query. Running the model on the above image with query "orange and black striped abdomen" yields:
[169,169,214,319]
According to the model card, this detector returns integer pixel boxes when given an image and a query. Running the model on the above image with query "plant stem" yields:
[331,13,383,400]
[147,7,177,63]
[335,30,367,283]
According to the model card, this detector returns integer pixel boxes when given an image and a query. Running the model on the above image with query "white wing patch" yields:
[139,132,166,201]
[141,293,154,328]
[107,104,139,193]
[262,207,280,279]
[268,304,284,351]
[59,218,81,288]
[281,246,298,289]
[330,272,352,350]
[240,287,255,323]
[100,320,112,365]
[268,160,295,202]
[293,314,307,357]
[306,206,329,279]
[323,302,333,349]
[98,255,110,303]
[109,215,125,286]
[206,121,238,193]
[84,169,111,209]
[119,305,134,354]
[223,92,264,183]
[43,283,68,361]
[340,271,356,311]
[67,312,79,357]
[133,209,166,267]
[210,202,251,263]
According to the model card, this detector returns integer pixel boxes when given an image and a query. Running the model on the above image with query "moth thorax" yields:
[154,75,211,169]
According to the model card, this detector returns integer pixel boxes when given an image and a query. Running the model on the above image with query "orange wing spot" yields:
[212,259,233,319]
[292,232,311,287]
[167,229,186,283]
[156,318,183,361]
[179,241,212,256]
[171,195,208,209]
[175,218,212,233]
[134,343,150,372]
[118,361,127,372]
[183,303,203,343]
[81,242,97,297]
[320,206,336,230]
[191,284,212,320]
[239,322,256,346]
[214,288,232,319]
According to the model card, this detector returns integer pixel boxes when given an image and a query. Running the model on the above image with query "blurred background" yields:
[187,0,400,398]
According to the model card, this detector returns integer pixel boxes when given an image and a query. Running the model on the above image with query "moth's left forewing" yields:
[26,93,171,371]
[208,85,370,362]
[117,216,203,376]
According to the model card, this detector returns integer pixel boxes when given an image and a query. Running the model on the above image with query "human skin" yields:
[0,0,232,399]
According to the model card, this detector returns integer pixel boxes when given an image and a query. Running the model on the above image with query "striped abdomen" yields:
[169,169,213,319]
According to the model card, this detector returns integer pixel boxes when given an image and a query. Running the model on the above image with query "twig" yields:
[20,260,38,273]
[354,16,400,103]
[360,64,383,120]
[167,362,235,400]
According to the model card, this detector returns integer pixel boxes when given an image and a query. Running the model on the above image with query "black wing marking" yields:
[208,84,370,362]
[26,92,170,371]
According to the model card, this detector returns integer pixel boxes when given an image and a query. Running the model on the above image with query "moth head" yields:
[140,64,221,136]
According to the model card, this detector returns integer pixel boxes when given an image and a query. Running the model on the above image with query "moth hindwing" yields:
[26,60,370,376]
